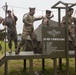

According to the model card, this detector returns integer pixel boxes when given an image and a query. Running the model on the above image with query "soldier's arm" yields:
[34,16,43,21]
[61,16,66,24]
[23,14,32,25]
[50,14,54,19]
[13,15,18,26]
[14,15,18,21]
[2,19,7,26]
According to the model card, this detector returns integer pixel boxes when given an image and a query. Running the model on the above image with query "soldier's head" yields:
[29,7,36,16]
[7,10,12,16]
[68,8,74,16]
[46,10,51,17]
[0,17,4,24]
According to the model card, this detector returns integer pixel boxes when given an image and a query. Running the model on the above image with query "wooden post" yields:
[59,58,62,71]
[53,58,57,75]
[42,59,45,72]
[29,59,33,75]
[5,61,8,75]
[23,59,26,71]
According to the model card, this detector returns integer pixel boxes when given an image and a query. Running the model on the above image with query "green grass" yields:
[0,59,76,75]
[0,41,76,75]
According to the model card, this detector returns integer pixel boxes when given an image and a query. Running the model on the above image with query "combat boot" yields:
[9,48,12,53]
[15,47,20,54]
[34,48,37,54]
[34,48,42,54]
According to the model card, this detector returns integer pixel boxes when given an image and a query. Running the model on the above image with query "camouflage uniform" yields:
[61,15,76,47]
[42,10,53,26]
[42,15,50,26]
[5,16,18,50]
[16,12,42,53]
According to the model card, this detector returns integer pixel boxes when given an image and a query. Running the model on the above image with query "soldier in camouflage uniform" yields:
[61,8,76,48]
[3,10,18,53]
[16,7,43,54]
[42,10,54,26]
[39,10,54,52]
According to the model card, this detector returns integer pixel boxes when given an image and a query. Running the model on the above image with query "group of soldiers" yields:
[0,7,76,54]
[16,8,54,54]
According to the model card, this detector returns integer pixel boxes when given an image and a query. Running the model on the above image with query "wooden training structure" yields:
[0,1,76,75]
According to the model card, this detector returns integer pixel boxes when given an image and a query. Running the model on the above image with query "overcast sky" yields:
[0,0,76,34]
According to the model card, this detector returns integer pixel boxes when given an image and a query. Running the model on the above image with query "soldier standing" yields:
[61,8,76,48]
[3,10,18,53]
[39,10,54,51]
[42,10,54,26]
[16,7,43,54]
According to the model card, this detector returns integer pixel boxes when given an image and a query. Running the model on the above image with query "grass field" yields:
[0,41,76,75]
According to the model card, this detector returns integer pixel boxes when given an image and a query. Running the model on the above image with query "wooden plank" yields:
[6,51,75,58]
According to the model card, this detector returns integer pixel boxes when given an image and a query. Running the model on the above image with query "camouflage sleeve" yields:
[2,17,7,26]
[61,16,66,24]
[73,17,76,22]
[60,16,66,27]
[34,16,42,21]
[14,15,18,21]
[23,14,31,25]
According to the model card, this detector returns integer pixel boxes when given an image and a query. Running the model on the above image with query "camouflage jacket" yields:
[42,15,50,26]
[61,15,73,27]
[5,16,17,33]
[23,13,42,32]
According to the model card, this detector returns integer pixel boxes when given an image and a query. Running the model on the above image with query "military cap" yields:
[29,7,36,10]
[7,10,11,13]
[46,10,51,14]
[68,8,74,11]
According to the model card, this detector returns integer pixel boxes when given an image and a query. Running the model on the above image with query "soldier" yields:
[61,8,76,48]
[3,10,18,53]
[42,10,54,26]
[16,7,43,54]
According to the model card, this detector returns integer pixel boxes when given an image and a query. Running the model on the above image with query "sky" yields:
[0,0,76,34]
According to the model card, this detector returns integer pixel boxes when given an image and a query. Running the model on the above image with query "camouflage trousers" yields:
[18,31,38,50]
[7,31,18,49]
